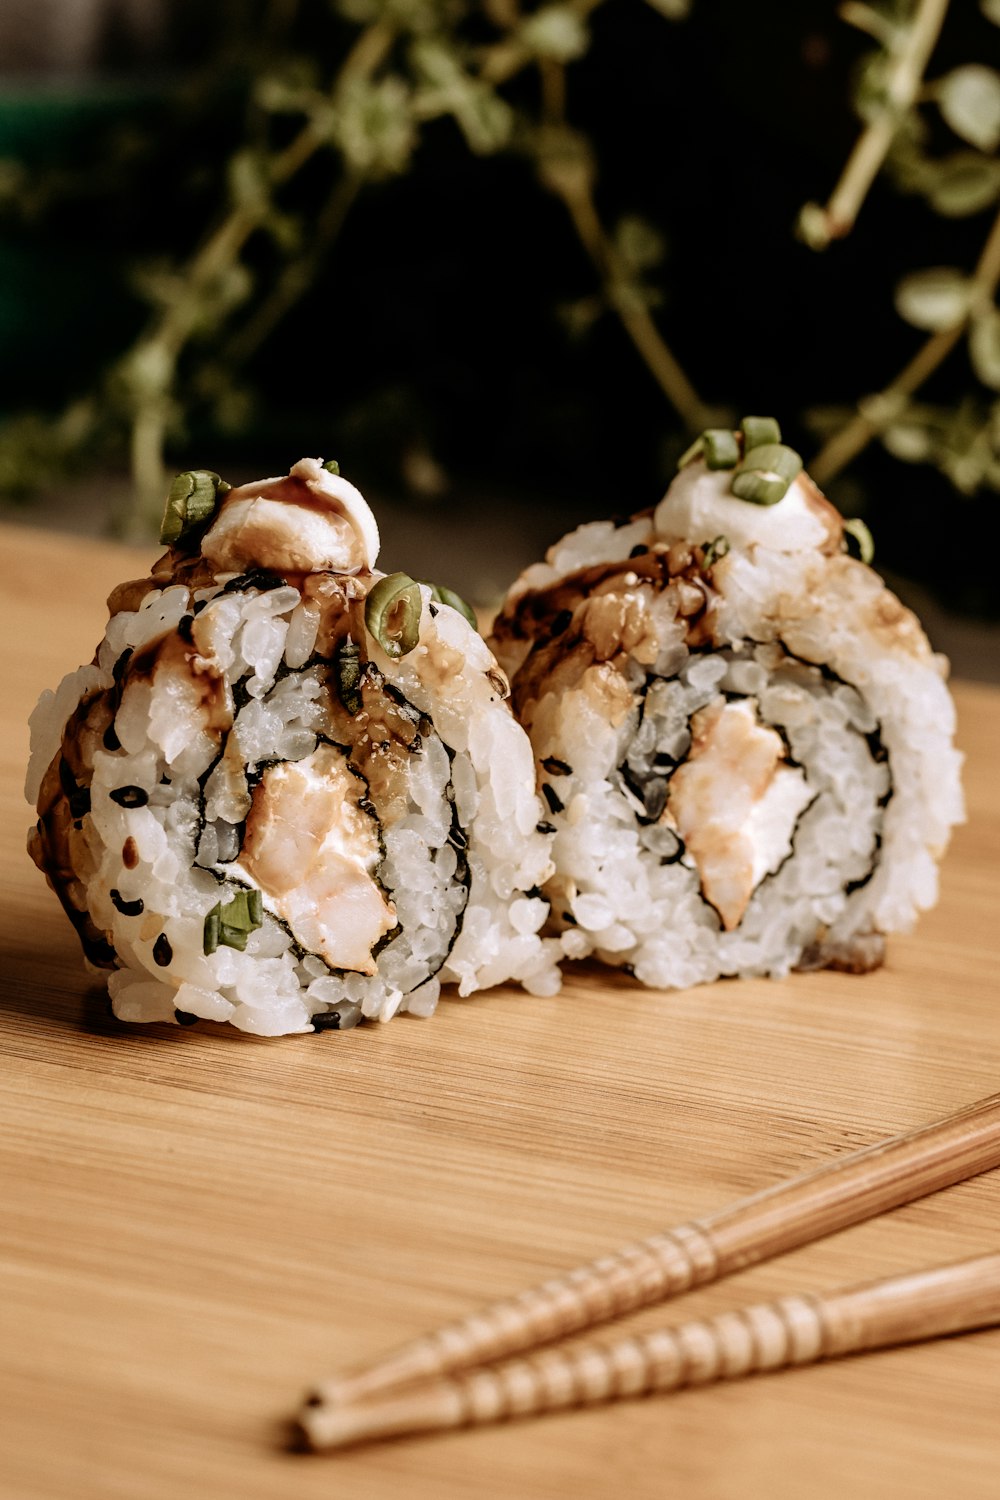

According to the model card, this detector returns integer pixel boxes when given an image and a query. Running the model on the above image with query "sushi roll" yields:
[489,419,964,990]
[27,458,558,1035]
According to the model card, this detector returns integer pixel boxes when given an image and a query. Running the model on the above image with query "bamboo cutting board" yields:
[2,521,999,1500]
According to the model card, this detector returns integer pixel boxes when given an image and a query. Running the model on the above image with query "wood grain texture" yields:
[2,521,1000,1500]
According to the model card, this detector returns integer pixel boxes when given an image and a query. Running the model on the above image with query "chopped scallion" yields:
[335,638,362,716]
[731,442,803,506]
[843,517,875,565]
[203,910,220,955]
[202,889,263,955]
[702,429,740,470]
[740,416,782,450]
[365,572,423,658]
[159,470,229,546]
[322,458,341,474]
[701,535,731,568]
[423,581,478,630]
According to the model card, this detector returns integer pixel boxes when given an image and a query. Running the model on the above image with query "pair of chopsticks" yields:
[297,1090,1000,1451]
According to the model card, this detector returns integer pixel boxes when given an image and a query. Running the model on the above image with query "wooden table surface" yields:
[3,522,999,1500]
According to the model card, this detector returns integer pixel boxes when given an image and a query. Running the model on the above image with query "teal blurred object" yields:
[0,82,158,407]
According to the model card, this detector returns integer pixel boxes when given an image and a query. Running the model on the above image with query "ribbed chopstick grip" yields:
[300,1252,1000,1451]
[311,1090,1000,1407]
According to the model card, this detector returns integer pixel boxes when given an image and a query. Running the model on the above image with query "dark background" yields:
[0,0,997,614]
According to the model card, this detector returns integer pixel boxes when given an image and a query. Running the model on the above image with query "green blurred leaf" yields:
[614,215,666,274]
[642,0,691,19]
[882,422,934,462]
[894,267,972,330]
[927,153,1000,216]
[937,65,1000,153]
[333,76,416,177]
[969,308,1000,390]
[519,6,590,62]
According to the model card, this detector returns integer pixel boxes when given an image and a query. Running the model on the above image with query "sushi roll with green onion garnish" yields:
[489,418,964,988]
[27,459,558,1034]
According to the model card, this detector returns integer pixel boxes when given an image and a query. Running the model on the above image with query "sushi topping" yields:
[335,638,363,716]
[843,517,875,564]
[201,458,380,575]
[365,572,423,659]
[740,416,782,449]
[203,888,264,955]
[110,889,144,917]
[160,469,230,547]
[235,745,397,975]
[109,785,149,808]
[422,580,478,631]
[731,443,803,507]
[322,458,341,474]
[676,415,806,509]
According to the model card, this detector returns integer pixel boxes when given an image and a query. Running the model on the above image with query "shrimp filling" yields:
[237,745,397,974]
[665,698,813,930]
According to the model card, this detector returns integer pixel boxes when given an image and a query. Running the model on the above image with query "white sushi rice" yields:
[490,459,964,988]
[28,575,559,1034]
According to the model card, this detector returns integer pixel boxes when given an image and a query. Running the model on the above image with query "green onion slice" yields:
[335,638,362,716]
[843,517,875,565]
[322,458,341,474]
[365,572,423,659]
[740,416,782,450]
[203,889,263,955]
[423,581,478,630]
[701,535,731,568]
[702,429,740,470]
[731,442,803,506]
[159,470,230,546]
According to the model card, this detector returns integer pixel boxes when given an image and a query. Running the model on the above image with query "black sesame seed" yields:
[174,1010,199,1026]
[541,783,564,814]
[541,756,571,776]
[110,786,149,808]
[429,603,439,618]
[153,934,173,967]
[103,724,121,752]
[536,821,556,834]
[311,1011,342,1031]
[629,544,647,559]
[112,648,133,684]
[110,889,144,917]
[193,598,207,615]
[177,613,195,643]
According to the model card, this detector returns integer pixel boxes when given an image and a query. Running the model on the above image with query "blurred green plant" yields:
[799,0,1000,498]
[0,0,997,538]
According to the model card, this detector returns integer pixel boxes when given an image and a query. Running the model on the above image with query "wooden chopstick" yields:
[300,1251,1000,1450]
[306,1090,1000,1411]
